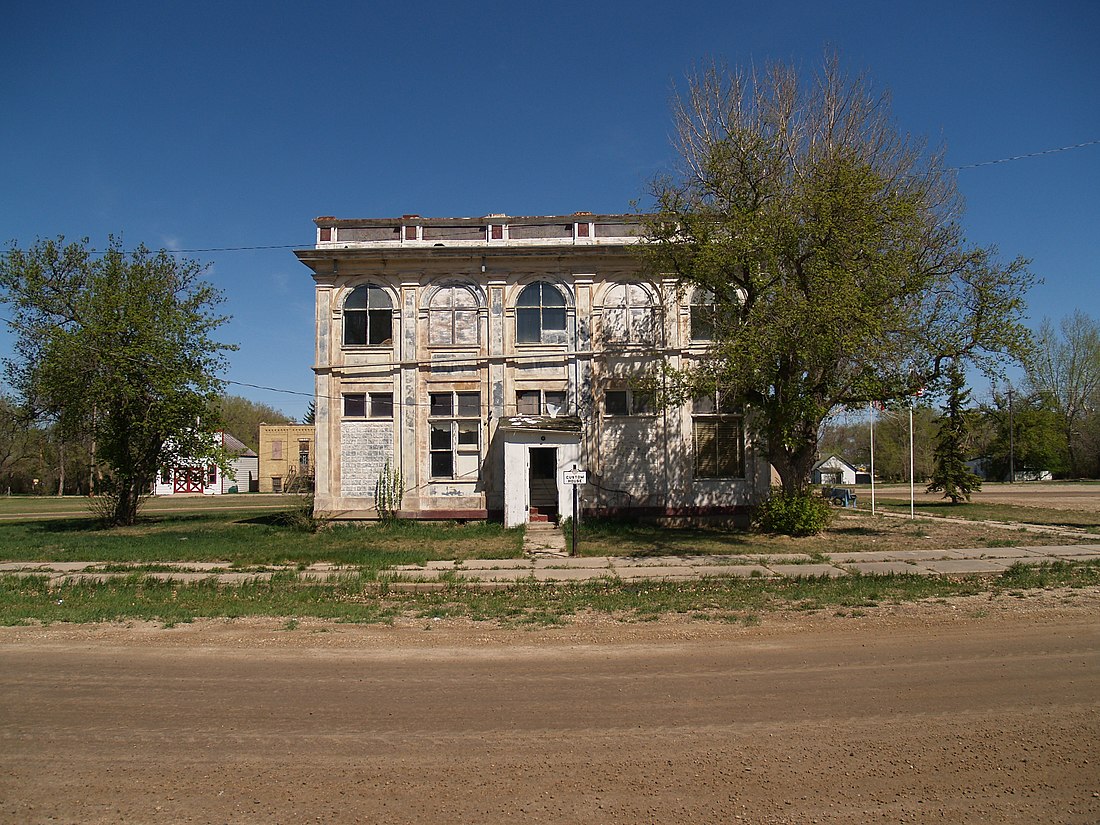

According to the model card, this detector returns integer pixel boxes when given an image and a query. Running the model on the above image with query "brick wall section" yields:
[340,421,394,497]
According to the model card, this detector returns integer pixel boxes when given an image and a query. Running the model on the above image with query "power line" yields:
[952,139,1100,171]
[1,138,1091,259]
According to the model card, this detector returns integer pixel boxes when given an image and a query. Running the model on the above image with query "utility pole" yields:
[1007,388,1015,483]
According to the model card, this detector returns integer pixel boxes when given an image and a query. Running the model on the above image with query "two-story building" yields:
[258,423,316,493]
[295,213,771,526]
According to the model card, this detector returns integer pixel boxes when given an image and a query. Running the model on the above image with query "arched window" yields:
[429,285,479,346]
[516,281,566,343]
[344,285,392,346]
[603,282,657,344]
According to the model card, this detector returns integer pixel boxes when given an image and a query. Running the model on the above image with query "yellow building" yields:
[258,424,315,493]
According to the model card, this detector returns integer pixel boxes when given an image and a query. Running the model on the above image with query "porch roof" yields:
[497,415,582,433]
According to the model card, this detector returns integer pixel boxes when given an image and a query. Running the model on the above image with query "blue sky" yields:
[2,1,1097,418]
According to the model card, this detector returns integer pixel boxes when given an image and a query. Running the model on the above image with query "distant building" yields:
[295,213,772,525]
[811,454,858,486]
[966,458,1052,482]
[153,431,257,495]
[258,424,315,492]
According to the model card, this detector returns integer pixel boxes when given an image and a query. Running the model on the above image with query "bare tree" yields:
[1025,311,1100,477]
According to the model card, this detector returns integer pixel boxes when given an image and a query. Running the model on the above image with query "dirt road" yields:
[2,594,1098,824]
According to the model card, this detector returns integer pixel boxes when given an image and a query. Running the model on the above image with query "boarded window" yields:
[272,440,283,460]
[603,282,656,344]
[429,285,479,346]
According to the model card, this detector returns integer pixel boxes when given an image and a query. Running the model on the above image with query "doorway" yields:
[528,447,558,521]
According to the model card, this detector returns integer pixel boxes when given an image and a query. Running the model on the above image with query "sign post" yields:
[561,465,587,556]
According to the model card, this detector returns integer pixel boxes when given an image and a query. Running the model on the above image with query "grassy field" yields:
[1,490,1098,625]
[569,508,1098,557]
[867,498,1100,531]
[0,493,299,518]
[3,560,1098,627]
[0,505,524,568]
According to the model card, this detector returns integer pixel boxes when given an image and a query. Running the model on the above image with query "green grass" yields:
[3,561,1096,626]
[868,498,1100,531]
[0,508,523,568]
[0,493,300,517]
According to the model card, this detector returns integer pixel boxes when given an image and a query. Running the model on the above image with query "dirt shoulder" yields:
[2,588,1097,825]
[3,583,1097,651]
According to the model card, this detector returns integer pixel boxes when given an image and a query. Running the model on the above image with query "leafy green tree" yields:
[217,394,295,451]
[978,388,1067,480]
[0,237,234,525]
[866,403,937,483]
[926,361,981,503]
[642,54,1033,501]
[0,394,36,493]
[1025,311,1100,477]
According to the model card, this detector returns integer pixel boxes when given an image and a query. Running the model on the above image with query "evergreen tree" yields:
[927,361,981,503]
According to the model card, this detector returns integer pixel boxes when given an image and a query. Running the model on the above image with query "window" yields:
[603,283,657,344]
[298,440,310,473]
[690,288,717,341]
[690,287,744,342]
[428,391,481,479]
[604,389,653,416]
[271,440,283,460]
[692,393,744,478]
[344,285,393,346]
[207,465,217,485]
[271,477,283,493]
[429,285,479,346]
[516,389,568,416]
[516,281,567,343]
[343,393,394,418]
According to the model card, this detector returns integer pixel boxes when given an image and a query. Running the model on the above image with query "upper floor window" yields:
[604,388,653,417]
[344,285,392,346]
[690,287,744,342]
[516,389,568,416]
[429,285,479,346]
[343,392,394,418]
[516,281,567,343]
[603,283,657,344]
[689,288,717,341]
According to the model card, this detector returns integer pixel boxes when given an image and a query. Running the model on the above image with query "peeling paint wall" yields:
[302,216,772,520]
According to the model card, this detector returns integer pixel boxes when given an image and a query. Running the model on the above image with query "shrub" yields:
[374,460,404,522]
[752,488,833,536]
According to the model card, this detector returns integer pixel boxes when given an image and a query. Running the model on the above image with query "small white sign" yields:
[562,470,587,486]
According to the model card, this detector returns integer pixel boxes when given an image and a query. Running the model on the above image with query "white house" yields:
[153,431,258,496]
[295,213,773,526]
[811,454,859,486]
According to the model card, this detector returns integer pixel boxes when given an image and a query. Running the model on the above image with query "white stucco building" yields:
[295,213,771,526]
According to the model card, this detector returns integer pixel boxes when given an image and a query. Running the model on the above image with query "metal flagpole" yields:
[869,401,876,515]
[909,401,915,519]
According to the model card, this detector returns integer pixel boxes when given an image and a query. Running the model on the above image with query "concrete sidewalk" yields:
[2,543,1098,587]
